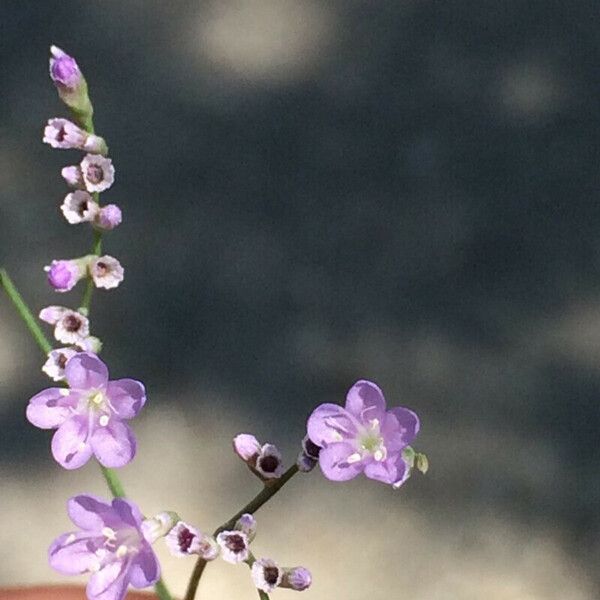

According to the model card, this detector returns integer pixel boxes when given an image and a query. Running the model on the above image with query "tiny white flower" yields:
[89,255,124,290]
[216,530,249,564]
[61,191,99,224]
[80,154,114,193]
[251,558,283,593]
[42,347,78,381]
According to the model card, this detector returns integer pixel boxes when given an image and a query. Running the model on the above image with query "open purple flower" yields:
[26,352,146,469]
[49,494,160,600]
[307,380,419,487]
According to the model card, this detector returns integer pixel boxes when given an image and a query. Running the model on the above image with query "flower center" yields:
[86,164,104,184]
[264,566,280,585]
[224,533,246,553]
[63,314,82,332]
[177,526,196,553]
[357,419,387,462]
[94,261,108,277]
[258,455,279,473]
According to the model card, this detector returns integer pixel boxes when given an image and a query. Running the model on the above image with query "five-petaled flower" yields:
[49,494,160,600]
[307,380,419,487]
[26,352,145,469]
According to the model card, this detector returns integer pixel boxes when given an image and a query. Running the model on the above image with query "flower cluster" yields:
[8,45,428,600]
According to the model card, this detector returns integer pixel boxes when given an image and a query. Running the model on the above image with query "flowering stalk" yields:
[184,464,299,600]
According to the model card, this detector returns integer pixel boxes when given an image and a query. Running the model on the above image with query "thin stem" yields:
[0,269,52,355]
[258,591,270,600]
[100,466,126,498]
[184,464,300,600]
[154,578,173,600]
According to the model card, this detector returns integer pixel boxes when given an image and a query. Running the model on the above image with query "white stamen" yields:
[331,431,343,442]
[77,442,87,451]
[346,452,362,464]
[99,415,109,426]
[373,449,384,462]
[102,527,117,541]
[60,388,70,396]
[90,392,104,405]
[116,544,128,558]
[369,418,380,429]
[95,548,107,559]
[65,534,76,544]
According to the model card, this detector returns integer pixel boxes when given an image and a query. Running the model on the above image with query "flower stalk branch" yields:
[184,464,299,600]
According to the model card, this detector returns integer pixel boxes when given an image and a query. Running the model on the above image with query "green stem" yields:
[0,269,52,355]
[154,578,173,600]
[100,466,126,498]
[80,227,103,312]
[184,464,300,600]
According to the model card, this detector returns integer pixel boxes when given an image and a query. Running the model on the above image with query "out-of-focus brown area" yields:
[1,1,599,599]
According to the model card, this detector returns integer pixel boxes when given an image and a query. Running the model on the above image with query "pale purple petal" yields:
[345,379,386,422]
[52,416,93,469]
[68,495,114,531]
[364,454,410,487]
[48,531,102,575]
[233,433,261,461]
[26,388,78,429]
[307,403,357,446]
[65,352,109,390]
[91,421,136,468]
[111,498,145,529]
[318,442,363,482]
[129,548,160,588]
[106,379,146,419]
[39,305,66,324]
[384,407,420,447]
[87,561,129,600]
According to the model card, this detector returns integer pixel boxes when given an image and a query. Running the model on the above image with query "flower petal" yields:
[318,442,363,482]
[26,388,78,429]
[65,352,109,390]
[111,497,144,529]
[51,416,93,469]
[49,531,102,575]
[91,420,136,468]
[345,380,386,421]
[106,378,146,419]
[68,494,114,531]
[307,403,356,446]
[364,453,410,487]
[129,547,160,588]
[87,560,130,600]
[39,305,66,324]
[384,407,420,447]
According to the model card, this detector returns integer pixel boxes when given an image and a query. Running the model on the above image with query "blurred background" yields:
[1,1,599,598]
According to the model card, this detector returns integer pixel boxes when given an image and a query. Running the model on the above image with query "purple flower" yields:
[49,46,83,90]
[45,258,87,293]
[307,380,419,487]
[233,433,261,461]
[281,566,312,591]
[62,191,100,224]
[49,494,160,600]
[26,352,145,469]
[232,433,284,480]
[96,204,122,231]
[251,558,283,593]
[62,165,85,189]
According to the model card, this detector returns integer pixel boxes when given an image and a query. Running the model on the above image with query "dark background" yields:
[1,1,599,597]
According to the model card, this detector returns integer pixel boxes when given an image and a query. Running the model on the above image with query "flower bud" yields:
[44,258,88,293]
[251,558,282,593]
[75,335,103,354]
[141,512,179,544]
[234,513,257,542]
[296,451,317,473]
[43,118,107,154]
[49,45,93,127]
[61,165,84,189]
[95,204,122,231]
[415,452,429,474]
[233,433,261,462]
[301,435,321,460]
[281,566,312,591]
